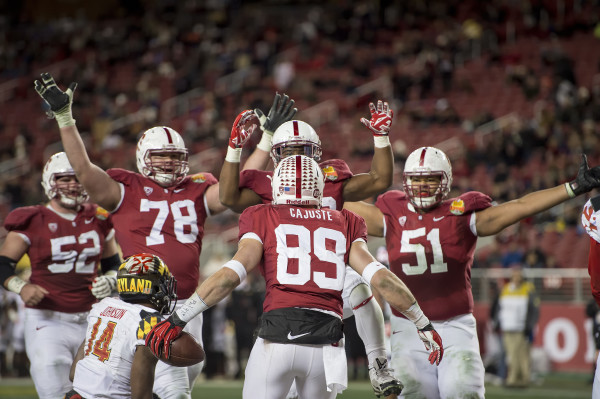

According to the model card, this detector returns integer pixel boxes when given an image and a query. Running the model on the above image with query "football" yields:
[160,331,205,367]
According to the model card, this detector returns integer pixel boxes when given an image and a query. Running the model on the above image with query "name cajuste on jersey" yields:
[288,208,333,220]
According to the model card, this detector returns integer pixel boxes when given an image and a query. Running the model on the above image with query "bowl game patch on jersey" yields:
[450,199,465,215]
[322,166,338,181]
[190,173,206,183]
[95,207,109,220]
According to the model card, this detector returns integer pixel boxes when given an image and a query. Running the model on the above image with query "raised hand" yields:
[34,73,77,128]
[361,100,393,136]
[417,323,444,365]
[229,110,258,149]
[254,93,298,137]
[90,271,117,299]
[567,154,600,197]
[145,314,187,359]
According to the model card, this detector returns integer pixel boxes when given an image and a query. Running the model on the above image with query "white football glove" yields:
[91,270,117,299]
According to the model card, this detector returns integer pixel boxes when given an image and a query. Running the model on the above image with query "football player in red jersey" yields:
[0,152,120,399]
[345,146,600,399]
[220,102,403,397]
[581,195,600,397]
[33,74,288,398]
[145,155,443,399]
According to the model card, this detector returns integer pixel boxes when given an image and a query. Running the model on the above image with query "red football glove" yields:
[145,315,186,359]
[417,323,444,365]
[229,109,257,149]
[360,100,393,136]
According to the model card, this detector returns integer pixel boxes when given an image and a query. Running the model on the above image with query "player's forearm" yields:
[59,125,93,174]
[218,161,243,208]
[373,269,417,313]
[477,185,570,236]
[242,147,270,171]
[368,145,394,192]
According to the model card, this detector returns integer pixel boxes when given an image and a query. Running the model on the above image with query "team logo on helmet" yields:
[450,199,465,215]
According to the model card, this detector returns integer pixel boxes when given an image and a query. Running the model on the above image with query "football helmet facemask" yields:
[272,155,324,207]
[117,253,177,315]
[271,120,322,166]
[136,127,189,187]
[41,152,88,209]
[403,146,453,209]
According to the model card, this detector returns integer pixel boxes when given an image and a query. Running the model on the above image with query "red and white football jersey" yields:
[238,204,367,317]
[4,204,114,313]
[376,191,492,320]
[107,169,217,299]
[582,198,600,306]
[239,159,353,210]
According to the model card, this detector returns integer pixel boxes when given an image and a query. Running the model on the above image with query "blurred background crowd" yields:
[1,0,600,384]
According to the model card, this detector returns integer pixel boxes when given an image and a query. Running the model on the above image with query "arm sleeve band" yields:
[0,256,18,287]
[223,260,247,284]
[175,292,210,323]
[373,136,391,148]
[100,254,122,274]
[361,261,387,285]
[401,302,431,330]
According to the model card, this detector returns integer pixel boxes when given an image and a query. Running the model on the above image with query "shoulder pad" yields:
[320,159,353,181]
[4,206,41,231]
[107,168,137,184]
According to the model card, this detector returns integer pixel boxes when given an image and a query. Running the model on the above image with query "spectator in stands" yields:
[495,265,540,388]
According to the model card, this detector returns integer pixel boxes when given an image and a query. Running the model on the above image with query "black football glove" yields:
[567,154,600,197]
[254,92,298,137]
[34,73,77,127]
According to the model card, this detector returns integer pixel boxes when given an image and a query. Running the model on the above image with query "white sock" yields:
[349,283,387,366]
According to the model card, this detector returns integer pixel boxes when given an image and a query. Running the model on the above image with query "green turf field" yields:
[0,372,593,399]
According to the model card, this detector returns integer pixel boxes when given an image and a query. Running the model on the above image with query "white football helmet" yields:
[271,120,322,165]
[136,126,189,187]
[403,146,453,209]
[41,152,88,208]
[272,155,324,207]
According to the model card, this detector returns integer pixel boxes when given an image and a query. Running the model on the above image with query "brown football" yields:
[160,331,205,367]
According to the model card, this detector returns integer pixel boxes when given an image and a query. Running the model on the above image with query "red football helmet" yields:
[403,147,453,209]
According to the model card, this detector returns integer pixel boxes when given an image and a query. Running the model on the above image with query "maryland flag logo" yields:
[190,173,206,183]
[95,207,110,220]
[322,166,338,181]
[450,199,465,215]
[137,310,162,340]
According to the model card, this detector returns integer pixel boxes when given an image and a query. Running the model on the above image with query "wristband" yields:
[256,131,273,152]
[7,276,27,294]
[373,136,390,148]
[565,182,576,198]
[56,113,76,128]
[362,261,387,285]
[225,147,243,163]
[223,260,247,283]
[401,302,431,330]
[176,292,210,323]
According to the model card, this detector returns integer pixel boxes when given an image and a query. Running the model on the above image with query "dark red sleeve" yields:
[4,207,37,232]
[457,191,493,213]
[589,238,600,307]
[320,159,353,182]
[238,205,264,240]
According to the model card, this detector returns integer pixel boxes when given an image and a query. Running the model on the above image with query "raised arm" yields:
[34,73,121,211]
[218,110,264,212]
[343,201,385,237]
[145,238,263,358]
[476,155,600,237]
[342,100,394,201]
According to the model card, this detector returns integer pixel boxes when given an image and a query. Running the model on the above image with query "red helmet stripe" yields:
[163,127,173,143]
[419,147,427,166]
[295,155,302,198]
[293,121,299,136]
